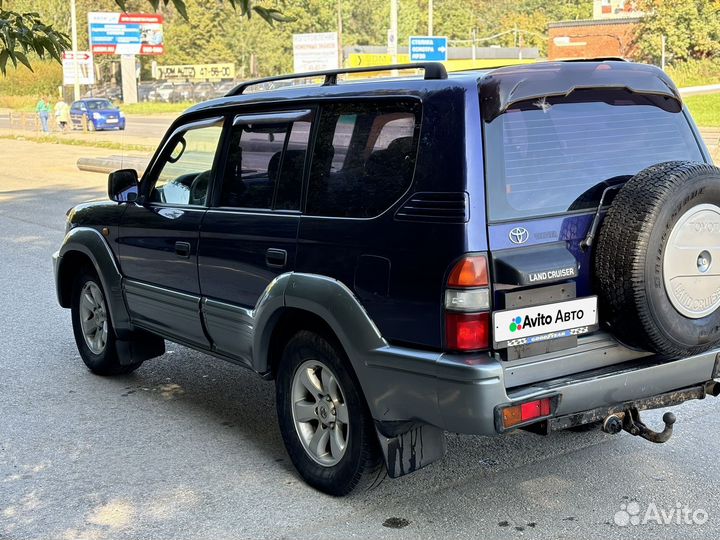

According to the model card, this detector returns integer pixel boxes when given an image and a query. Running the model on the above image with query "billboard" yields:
[157,63,236,81]
[89,12,164,55]
[292,32,338,73]
[62,51,95,85]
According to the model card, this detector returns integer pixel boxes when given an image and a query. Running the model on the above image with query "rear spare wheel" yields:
[595,161,720,357]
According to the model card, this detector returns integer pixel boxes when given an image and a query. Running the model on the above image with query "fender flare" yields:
[55,227,133,337]
[252,272,386,373]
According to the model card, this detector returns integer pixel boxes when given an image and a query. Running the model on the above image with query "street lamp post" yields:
[70,0,80,100]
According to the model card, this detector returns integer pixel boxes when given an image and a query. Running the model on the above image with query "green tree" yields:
[635,0,720,63]
[0,0,287,75]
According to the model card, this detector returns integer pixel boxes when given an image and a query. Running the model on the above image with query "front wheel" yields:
[276,331,385,496]
[71,270,141,375]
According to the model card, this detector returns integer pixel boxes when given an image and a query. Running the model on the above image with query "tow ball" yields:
[602,408,676,443]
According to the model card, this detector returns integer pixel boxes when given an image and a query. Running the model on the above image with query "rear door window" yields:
[484,89,704,221]
[219,110,312,211]
[306,101,421,218]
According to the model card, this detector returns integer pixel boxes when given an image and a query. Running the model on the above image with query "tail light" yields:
[501,398,552,428]
[444,255,491,352]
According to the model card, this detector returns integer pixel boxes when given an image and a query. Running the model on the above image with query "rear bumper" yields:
[365,345,720,436]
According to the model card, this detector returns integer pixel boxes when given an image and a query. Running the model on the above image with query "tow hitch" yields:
[602,408,676,443]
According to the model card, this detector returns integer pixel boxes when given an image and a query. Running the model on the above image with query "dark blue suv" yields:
[54,60,720,495]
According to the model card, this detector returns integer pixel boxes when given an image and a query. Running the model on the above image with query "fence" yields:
[7,111,92,133]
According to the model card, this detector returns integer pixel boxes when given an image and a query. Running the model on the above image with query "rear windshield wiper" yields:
[581,183,624,250]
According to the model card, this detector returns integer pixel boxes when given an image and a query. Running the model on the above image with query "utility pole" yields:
[70,0,80,101]
[661,34,666,70]
[428,0,433,35]
[472,28,477,60]
[389,0,398,65]
[337,0,343,68]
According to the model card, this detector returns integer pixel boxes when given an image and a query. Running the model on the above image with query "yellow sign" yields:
[346,53,535,77]
[157,63,236,81]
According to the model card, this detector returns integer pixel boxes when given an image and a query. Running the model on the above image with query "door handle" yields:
[175,241,191,258]
[266,248,287,268]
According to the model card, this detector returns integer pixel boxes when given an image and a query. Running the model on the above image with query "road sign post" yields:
[62,51,95,86]
[408,36,448,62]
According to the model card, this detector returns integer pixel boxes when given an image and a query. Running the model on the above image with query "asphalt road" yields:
[2,139,720,540]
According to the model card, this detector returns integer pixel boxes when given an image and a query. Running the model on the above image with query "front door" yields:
[198,108,314,363]
[118,116,225,347]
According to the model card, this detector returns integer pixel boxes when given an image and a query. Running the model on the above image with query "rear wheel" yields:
[276,330,385,496]
[71,270,142,375]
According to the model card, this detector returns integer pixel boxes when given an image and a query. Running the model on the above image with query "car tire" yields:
[71,269,142,376]
[276,330,385,496]
[595,160,720,357]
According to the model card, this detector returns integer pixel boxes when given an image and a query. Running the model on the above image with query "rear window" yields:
[306,101,420,218]
[484,89,704,221]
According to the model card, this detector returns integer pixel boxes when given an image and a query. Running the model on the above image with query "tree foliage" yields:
[635,0,720,63]
[0,2,70,75]
[9,0,720,82]
[0,0,287,76]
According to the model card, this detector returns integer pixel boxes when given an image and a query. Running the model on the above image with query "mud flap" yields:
[375,424,446,478]
[115,332,165,365]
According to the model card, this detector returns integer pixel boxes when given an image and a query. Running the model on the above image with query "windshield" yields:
[484,89,704,221]
[85,99,114,110]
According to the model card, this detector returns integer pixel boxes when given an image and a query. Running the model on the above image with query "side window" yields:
[306,101,420,218]
[219,112,311,211]
[149,118,223,206]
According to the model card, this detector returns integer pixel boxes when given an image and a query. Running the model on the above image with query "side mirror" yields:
[108,168,139,202]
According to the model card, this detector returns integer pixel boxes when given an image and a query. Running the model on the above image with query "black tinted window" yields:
[220,114,310,210]
[306,101,420,218]
[484,90,704,221]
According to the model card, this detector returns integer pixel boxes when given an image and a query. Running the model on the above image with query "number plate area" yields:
[493,296,598,349]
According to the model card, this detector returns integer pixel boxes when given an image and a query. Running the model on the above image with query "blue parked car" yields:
[69,98,126,131]
[53,61,720,495]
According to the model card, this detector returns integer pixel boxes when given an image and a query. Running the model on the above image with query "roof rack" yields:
[226,62,448,96]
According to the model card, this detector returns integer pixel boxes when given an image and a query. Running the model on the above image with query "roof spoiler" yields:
[480,61,682,122]
[226,63,448,96]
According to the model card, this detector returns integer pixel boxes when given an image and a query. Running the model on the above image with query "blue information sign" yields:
[408,36,448,62]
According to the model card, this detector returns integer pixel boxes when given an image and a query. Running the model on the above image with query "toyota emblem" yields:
[509,227,530,244]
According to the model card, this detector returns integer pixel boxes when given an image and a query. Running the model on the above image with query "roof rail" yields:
[226,62,448,96]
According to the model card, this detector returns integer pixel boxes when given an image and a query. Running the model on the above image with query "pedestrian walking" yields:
[54,98,71,132]
[36,96,50,133]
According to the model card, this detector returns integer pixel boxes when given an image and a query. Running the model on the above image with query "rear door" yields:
[198,108,314,363]
[118,116,225,347]
[483,89,706,359]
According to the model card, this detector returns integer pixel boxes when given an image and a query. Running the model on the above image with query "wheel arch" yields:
[56,227,133,337]
[253,273,386,379]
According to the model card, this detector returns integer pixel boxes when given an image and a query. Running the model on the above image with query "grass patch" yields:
[0,134,154,153]
[0,95,194,115]
[667,59,720,88]
[684,94,720,127]
[0,95,37,111]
